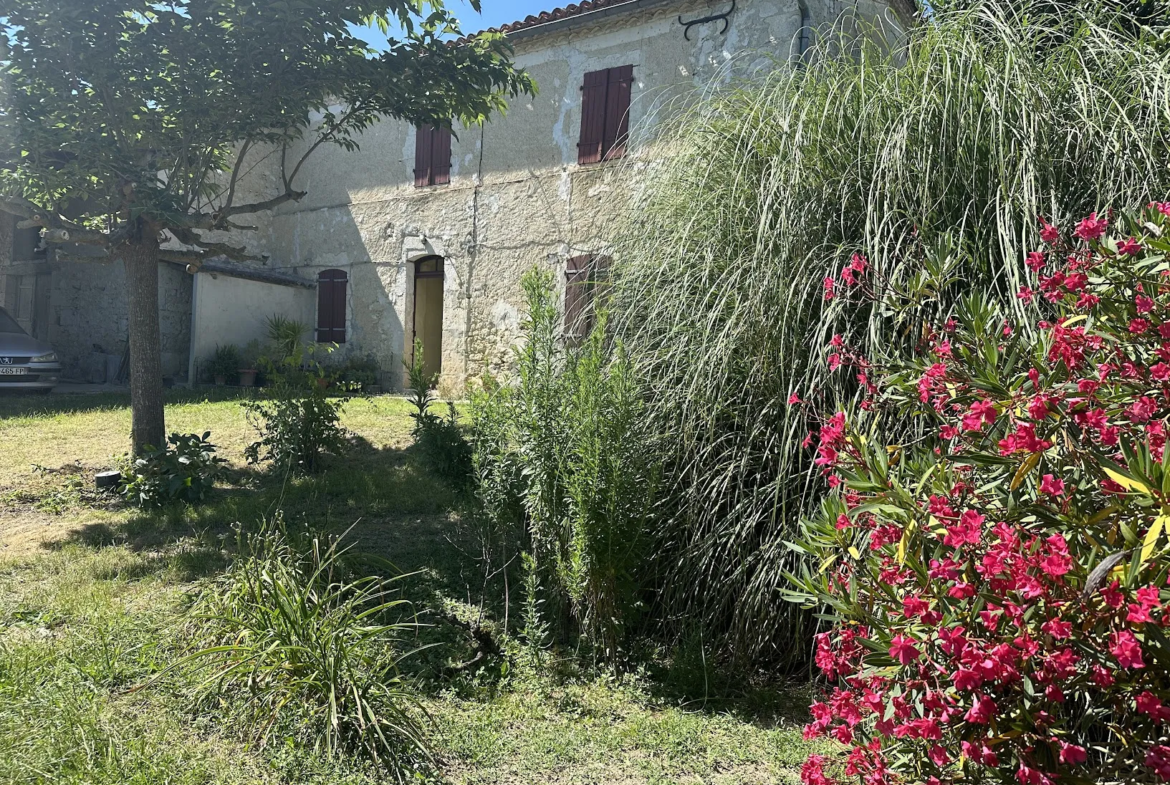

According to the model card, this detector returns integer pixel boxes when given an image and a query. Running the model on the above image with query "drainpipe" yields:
[463,123,485,384]
[796,0,812,68]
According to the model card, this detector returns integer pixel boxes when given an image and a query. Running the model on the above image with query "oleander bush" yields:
[609,0,1170,668]
[788,205,1170,784]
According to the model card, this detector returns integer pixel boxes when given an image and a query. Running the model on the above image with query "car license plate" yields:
[0,367,28,375]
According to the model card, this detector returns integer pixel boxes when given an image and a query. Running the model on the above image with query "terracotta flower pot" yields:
[238,368,258,387]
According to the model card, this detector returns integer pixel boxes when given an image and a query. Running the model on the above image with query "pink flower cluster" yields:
[796,206,1170,785]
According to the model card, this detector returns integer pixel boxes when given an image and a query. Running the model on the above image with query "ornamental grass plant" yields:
[609,0,1170,668]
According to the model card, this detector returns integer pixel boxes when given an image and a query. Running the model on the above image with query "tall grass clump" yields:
[469,269,657,663]
[172,515,430,778]
[609,0,1170,668]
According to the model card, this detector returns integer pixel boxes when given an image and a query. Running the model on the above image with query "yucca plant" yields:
[608,0,1170,668]
[172,516,430,777]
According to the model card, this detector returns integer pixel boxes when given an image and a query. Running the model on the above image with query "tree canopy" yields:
[0,0,532,260]
[0,0,533,452]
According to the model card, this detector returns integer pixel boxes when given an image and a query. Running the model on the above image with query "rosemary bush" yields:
[469,269,656,662]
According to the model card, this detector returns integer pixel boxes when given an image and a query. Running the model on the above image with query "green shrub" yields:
[120,432,225,507]
[339,353,381,391]
[174,515,430,774]
[406,340,473,485]
[608,0,1170,668]
[243,386,346,474]
[203,344,239,384]
[468,268,656,663]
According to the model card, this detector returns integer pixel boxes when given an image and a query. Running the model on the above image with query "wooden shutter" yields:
[564,255,594,339]
[602,66,633,161]
[414,126,433,187]
[578,70,608,165]
[317,269,348,344]
[432,126,452,185]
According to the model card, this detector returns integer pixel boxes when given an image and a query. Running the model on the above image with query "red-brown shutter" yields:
[564,255,593,338]
[432,126,452,185]
[414,126,433,187]
[317,269,348,343]
[578,70,608,165]
[603,66,633,161]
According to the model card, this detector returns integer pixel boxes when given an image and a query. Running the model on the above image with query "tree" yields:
[0,0,533,453]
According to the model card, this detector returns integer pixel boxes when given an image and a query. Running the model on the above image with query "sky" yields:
[348,0,559,49]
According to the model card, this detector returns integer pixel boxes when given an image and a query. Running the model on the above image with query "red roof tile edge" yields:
[454,0,640,45]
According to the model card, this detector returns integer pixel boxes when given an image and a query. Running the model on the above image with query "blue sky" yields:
[349,0,558,48]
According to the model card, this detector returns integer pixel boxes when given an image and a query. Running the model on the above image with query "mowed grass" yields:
[0,389,817,785]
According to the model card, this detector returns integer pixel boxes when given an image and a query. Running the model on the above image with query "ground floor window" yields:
[316,269,347,343]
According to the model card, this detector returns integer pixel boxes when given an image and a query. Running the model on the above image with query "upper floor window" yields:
[316,269,348,344]
[578,65,633,165]
[414,124,452,187]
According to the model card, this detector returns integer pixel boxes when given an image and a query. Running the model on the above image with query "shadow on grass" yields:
[42,435,471,586]
[0,386,268,419]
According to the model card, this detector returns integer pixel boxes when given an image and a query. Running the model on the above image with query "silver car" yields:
[0,306,61,393]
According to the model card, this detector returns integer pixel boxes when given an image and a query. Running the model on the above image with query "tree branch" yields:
[222,139,253,213]
[0,195,111,245]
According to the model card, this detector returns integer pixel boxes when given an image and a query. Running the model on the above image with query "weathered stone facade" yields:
[215,0,906,394]
[1,0,906,390]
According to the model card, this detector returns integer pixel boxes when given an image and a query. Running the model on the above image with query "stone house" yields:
[0,0,909,392]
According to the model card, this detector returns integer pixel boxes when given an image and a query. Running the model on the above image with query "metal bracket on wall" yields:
[678,0,736,41]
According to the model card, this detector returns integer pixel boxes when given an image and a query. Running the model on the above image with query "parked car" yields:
[0,306,61,393]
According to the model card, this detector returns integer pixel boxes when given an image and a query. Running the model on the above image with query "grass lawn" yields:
[0,389,818,784]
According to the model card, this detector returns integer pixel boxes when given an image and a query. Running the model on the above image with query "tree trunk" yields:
[123,234,166,455]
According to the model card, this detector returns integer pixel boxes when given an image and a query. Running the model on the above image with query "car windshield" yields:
[0,308,27,335]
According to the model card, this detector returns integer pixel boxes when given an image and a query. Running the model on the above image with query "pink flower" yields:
[965,695,996,725]
[1138,294,1156,313]
[1058,742,1087,765]
[1137,691,1170,722]
[800,754,832,785]
[1111,629,1145,669]
[788,393,802,405]
[1039,218,1060,244]
[1041,617,1072,639]
[962,400,997,432]
[823,276,835,301]
[889,634,920,666]
[1074,212,1108,241]
[1039,474,1065,496]
[953,668,982,691]
[1131,318,1152,335]
[944,509,985,548]
[1017,286,1035,302]
[1147,745,1170,780]
[1120,236,1144,256]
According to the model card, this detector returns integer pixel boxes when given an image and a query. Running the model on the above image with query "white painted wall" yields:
[188,272,316,382]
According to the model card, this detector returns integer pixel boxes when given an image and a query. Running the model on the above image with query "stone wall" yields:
[206,0,906,394]
[49,258,192,383]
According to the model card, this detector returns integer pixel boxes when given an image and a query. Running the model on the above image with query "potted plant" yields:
[206,344,240,386]
[237,340,261,388]
[340,354,380,394]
